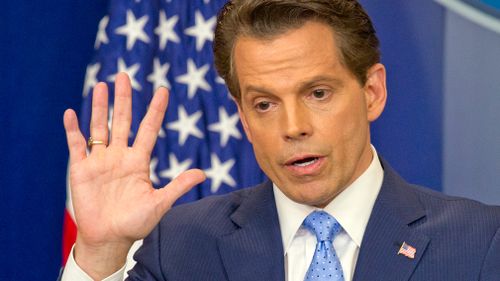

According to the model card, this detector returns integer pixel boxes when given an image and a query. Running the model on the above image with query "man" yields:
[61,0,500,280]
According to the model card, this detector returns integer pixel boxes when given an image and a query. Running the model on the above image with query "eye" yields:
[311,89,328,100]
[255,101,272,112]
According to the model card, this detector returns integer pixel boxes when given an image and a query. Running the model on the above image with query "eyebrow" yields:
[242,75,345,99]
[297,75,345,92]
[244,85,274,96]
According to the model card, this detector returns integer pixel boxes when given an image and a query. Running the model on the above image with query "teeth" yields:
[294,158,317,167]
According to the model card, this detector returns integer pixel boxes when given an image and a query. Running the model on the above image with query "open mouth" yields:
[284,155,324,176]
[292,157,319,167]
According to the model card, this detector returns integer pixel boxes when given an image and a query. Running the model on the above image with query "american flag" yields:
[62,0,266,268]
[397,241,416,259]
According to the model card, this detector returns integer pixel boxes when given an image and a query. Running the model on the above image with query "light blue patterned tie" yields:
[303,210,344,281]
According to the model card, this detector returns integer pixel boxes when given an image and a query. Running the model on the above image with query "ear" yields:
[236,101,253,143]
[364,63,387,122]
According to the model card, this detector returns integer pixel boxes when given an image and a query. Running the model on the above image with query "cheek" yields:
[246,124,275,156]
[245,121,284,174]
[250,137,277,178]
[317,98,368,146]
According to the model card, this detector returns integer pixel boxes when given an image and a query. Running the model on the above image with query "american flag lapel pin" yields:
[397,241,416,259]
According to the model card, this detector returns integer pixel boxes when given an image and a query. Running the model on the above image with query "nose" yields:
[282,100,313,141]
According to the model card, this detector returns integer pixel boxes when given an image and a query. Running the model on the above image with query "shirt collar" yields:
[274,145,384,254]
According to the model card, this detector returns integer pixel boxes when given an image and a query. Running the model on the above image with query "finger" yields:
[63,109,87,165]
[154,169,206,213]
[110,73,132,147]
[90,82,109,153]
[133,87,169,154]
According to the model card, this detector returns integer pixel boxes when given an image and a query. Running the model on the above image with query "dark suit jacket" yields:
[127,160,500,280]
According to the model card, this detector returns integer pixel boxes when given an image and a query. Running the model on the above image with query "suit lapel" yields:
[217,181,285,281]
[353,160,430,281]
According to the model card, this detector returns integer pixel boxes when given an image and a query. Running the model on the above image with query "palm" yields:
[64,73,205,250]
[71,146,154,244]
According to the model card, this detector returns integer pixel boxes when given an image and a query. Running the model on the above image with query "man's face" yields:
[234,21,386,207]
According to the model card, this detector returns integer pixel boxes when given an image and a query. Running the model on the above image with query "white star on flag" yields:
[167,106,203,146]
[147,58,170,90]
[215,76,225,85]
[150,157,160,186]
[107,58,142,91]
[209,107,242,147]
[184,10,216,51]
[83,63,100,97]
[175,58,211,99]
[205,154,236,193]
[115,10,150,50]
[159,154,193,180]
[155,11,180,50]
[107,106,114,132]
[158,127,166,138]
[94,16,109,49]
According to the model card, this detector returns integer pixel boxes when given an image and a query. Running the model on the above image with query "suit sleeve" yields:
[480,227,500,281]
[126,224,166,281]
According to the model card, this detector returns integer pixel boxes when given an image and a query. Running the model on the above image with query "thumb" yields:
[154,169,206,212]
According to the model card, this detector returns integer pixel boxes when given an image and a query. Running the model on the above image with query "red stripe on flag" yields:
[62,208,77,265]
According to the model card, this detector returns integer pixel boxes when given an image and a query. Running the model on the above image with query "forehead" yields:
[233,21,349,94]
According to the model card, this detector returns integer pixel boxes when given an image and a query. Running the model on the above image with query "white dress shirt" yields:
[61,240,142,281]
[63,147,383,281]
[62,247,125,281]
[275,147,384,281]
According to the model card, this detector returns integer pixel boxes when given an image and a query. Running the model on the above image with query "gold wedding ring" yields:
[87,137,107,147]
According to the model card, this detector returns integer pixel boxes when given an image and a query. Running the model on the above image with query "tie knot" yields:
[303,210,341,242]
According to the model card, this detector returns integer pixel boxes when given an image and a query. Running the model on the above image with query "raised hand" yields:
[63,73,205,278]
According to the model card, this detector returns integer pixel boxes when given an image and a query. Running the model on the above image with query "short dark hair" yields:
[213,0,380,101]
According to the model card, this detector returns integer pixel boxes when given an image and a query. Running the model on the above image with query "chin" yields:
[291,191,335,208]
